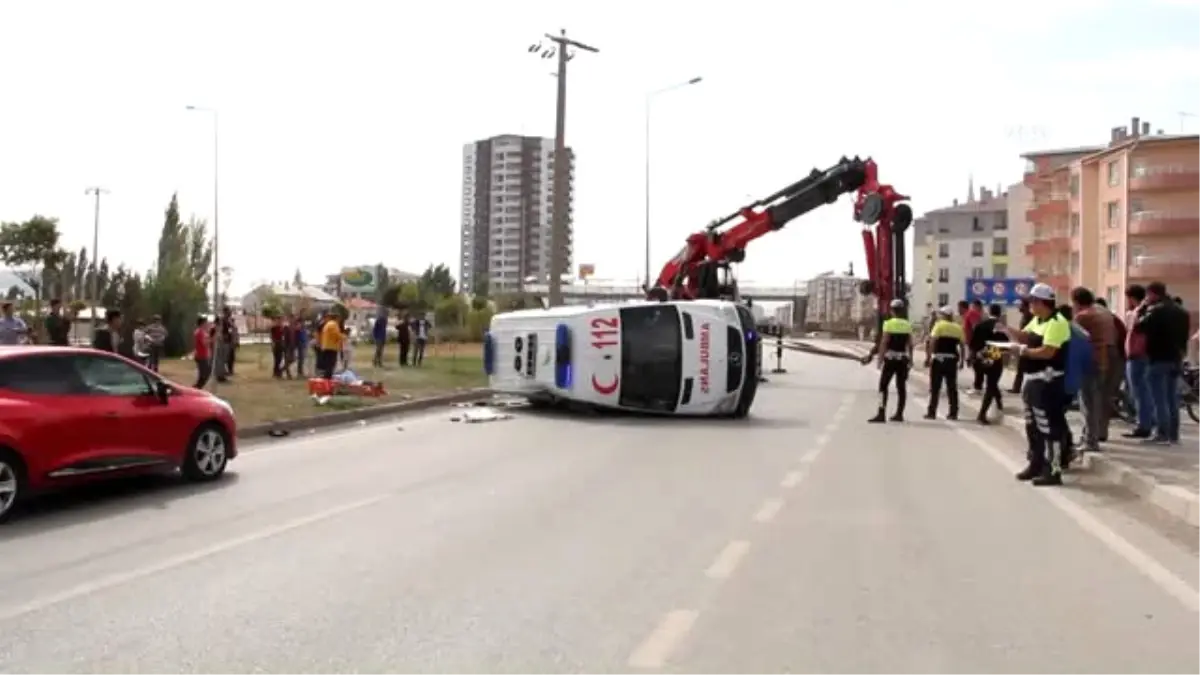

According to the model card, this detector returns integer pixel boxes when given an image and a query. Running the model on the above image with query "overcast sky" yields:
[1,0,1196,294]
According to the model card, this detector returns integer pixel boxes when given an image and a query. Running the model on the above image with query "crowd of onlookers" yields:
[923,280,1195,449]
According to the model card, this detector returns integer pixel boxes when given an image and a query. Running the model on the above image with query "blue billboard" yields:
[964,277,1037,307]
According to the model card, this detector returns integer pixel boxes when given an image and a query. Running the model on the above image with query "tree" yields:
[466,306,494,341]
[433,294,468,333]
[292,268,305,289]
[418,264,456,298]
[4,285,23,301]
[143,194,211,356]
[0,216,68,328]
[471,276,490,311]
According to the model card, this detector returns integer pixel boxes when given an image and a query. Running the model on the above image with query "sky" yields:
[1,0,1197,296]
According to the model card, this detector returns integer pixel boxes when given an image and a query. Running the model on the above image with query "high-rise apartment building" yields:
[911,183,1030,314]
[460,134,575,294]
[1023,117,1198,312]
[804,272,873,329]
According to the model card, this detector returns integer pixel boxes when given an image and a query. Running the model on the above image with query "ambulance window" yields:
[618,305,682,413]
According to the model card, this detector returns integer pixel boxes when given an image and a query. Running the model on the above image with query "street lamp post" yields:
[186,105,221,386]
[83,186,109,330]
[644,77,703,293]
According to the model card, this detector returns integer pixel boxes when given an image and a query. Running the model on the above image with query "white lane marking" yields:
[799,449,821,465]
[814,433,830,447]
[823,421,839,434]
[955,427,1199,613]
[753,498,785,523]
[781,470,805,488]
[628,609,699,669]
[705,540,751,580]
[0,495,389,623]
[842,393,856,405]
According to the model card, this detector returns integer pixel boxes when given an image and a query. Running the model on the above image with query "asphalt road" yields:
[1,350,1197,673]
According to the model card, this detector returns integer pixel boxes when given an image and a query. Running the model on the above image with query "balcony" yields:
[1127,211,1200,236]
[1127,254,1200,281]
[1024,229,1071,257]
[1026,192,1068,221]
[1129,164,1200,192]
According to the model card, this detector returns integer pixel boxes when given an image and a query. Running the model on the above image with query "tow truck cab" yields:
[485,300,759,417]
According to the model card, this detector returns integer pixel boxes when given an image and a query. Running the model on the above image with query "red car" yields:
[0,346,238,523]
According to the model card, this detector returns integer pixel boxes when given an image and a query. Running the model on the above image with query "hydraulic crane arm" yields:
[649,156,909,306]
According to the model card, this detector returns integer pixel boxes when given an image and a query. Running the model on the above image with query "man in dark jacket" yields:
[1134,281,1190,444]
[972,303,1007,423]
[1009,298,1033,393]
[92,309,123,354]
[44,298,71,346]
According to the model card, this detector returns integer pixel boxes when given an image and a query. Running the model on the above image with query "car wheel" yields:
[181,424,230,482]
[0,449,27,525]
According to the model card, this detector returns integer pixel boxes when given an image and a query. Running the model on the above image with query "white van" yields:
[485,300,761,417]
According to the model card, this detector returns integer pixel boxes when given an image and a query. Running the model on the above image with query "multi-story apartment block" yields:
[1024,117,1198,313]
[460,135,575,294]
[911,183,1030,314]
[804,272,873,330]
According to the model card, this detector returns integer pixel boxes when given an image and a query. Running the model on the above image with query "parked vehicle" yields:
[0,346,238,523]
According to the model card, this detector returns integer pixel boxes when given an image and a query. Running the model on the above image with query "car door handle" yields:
[101,411,121,418]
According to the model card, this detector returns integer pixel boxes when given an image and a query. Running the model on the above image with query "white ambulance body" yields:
[484,299,761,417]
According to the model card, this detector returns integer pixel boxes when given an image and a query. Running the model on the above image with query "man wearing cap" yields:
[1000,282,1073,486]
[868,299,914,423]
[924,306,965,420]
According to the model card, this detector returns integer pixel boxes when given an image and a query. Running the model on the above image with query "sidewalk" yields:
[788,337,1200,528]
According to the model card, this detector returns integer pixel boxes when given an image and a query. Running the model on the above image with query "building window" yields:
[972,216,984,232]
[1107,160,1121,187]
[1106,286,1121,309]
[1129,198,1144,216]
[1106,243,1121,270]
[938,268,950,282]
[938,243,950,258]
[970,267,984,279]
[993,237,1008,255]
[1106,201,1121,228]
[1069,173,1080,197]
[994,214,1008,231]
[1069,212,1081,236]
[971,241,985,257]
[937,292,950,307]
[993,263,1008,278]
[1070,251,1080,274]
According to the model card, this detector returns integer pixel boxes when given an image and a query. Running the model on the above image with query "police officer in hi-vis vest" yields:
[868,299,914,423]
[924,306,966,420]
[998,282,1073,486]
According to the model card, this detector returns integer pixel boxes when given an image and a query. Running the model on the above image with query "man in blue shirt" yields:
[371,311,389,367]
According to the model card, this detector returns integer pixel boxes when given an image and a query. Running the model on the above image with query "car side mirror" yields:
[154,380,173,404]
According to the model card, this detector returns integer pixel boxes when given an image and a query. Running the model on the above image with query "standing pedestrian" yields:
[924,306,965,420]
[974,303,1008,424]
[867,299,913,423]
[1000,283,1072,486]
[1133,282,1189,444]
[92,310,122,354]
[961,299,984,395]
[317,310,341,379]
[269,315,286,378]
[193,316,214,389]
[397,314,412,366]
[294,316,309,377]
[145,314,168,372]
[132,320,151,367]
[372,311,388,367]
[0,302,28,345]
[1122,285,1154,438]
[1071,287,1118,452]
[1009,298,1033,393]
[411,314,430,366]
[43,298,71,346]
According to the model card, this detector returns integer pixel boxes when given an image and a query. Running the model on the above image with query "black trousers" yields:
[978,362,1005,417]
[877,359,910,416]
[413,339,427,365]
[271,343,285,377]
[317,349,338,379]
[398,340,410,366]
[972,357,985,391]
[194,358,213,389]
[1023,377,1069,475]
[927,358,960,416]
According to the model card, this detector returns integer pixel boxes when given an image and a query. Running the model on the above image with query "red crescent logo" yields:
[591,373,619,395]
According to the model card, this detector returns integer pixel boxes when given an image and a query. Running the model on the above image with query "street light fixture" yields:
[83,186,109,329]
[644,76,704,291]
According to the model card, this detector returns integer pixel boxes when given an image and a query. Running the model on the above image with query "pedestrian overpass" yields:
[523,281,802,304]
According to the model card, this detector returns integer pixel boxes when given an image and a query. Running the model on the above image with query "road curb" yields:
[237,389,493,440]
[805,339,1199,528]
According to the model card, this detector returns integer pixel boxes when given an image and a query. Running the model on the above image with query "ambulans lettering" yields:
[698,322,711,394]
[590,315,620,396]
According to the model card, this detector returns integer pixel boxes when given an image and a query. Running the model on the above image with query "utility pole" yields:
[530,30,598,307]
[84,186,109,330]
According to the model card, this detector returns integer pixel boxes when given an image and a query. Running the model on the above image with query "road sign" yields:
[964,277,1036,306]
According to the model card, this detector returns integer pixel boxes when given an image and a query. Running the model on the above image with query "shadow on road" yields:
[3,472,241,541]
[511,405,813,430]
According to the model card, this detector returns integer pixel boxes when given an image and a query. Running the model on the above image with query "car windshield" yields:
[618,304,682,412]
